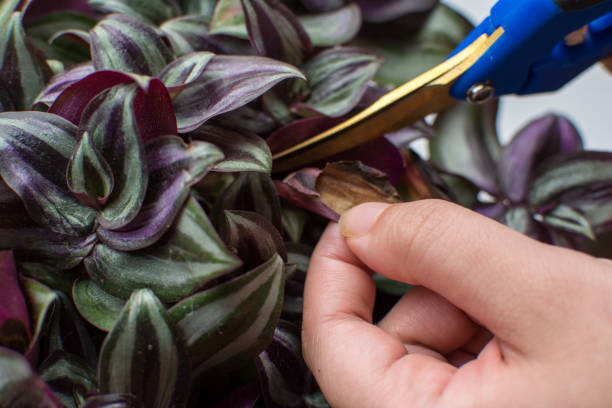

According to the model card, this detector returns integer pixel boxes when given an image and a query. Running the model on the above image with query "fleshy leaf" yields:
[356,0,437,22]
[210,0,248,38]
[315,161,401,216]
[299,3,361,47]
[90,13,174,76]
[274,168,339,221]
[0,12,52,110]
[224,210,287,269]
[256,321,307,408]
[539,204,595,240]
[35,63,94,106]
[39,351,97,408]
[158,51,215,87]
[179,0,217,16]
[282,205,307,243]
[0,111,97,236]
[98,289,190,408]
[504,206,550,242]
[190,124,272,173]
[296,47,381,117]
[0,251,30,354]
[171,54,305,132]
[85,197,241,303]
[554,183,612,235]
[430,101,501,194]
[89,0,179,25]
[97,136,224,251]
[68,131,114,208]
[169,253,285,377]
[81,84,148,230]
[73,278,125,332]
[527,152,612,206]
[241,0,312,65]
[213,172,283,231]
[21,277,58,364]
[161,15,225,56]
[83,394,142,408]
[0,347,62,407]
[498,115,583,203]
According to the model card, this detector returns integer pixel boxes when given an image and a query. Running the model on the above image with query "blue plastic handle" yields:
[449,0,612,99]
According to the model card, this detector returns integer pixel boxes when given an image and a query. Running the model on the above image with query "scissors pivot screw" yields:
[467,82,495,104]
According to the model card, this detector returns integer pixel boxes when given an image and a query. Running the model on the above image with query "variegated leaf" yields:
[296,47,381,117]
[89,0,179,25]
[73,278,125,332]
[0,12,52,110]
[83,393,142,408]
[0,112,97,236]
[158,51,215,88]
[356,0,437,23]
[242,0,312,66]
[539,204,595,240]
[39,351,97,408]
[80,84,148,230]
[98,289,190,408]
[179,0,217,16]
[299,3,361,47]
[21,277,58,364]
[215,105,276,134]
[0,251,30,354]
[97,136,224,251]
[85,197,241,302]
[0,347,62,407]
[300,0,345,12]
[35,63,94,106]
[161,15,225,56]
[266,116,343,155]
[90,13,174,76]
[172,55,305,132]
[190,124,272,173]
[281,205,307,243]
[169,254,285,377]
[210,0,248,38]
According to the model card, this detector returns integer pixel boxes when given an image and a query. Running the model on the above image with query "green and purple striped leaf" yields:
[73,278,125,332]
[158,51,215,87]
[213,172,283,231]
[539,204,595,240]
[241,0,312,66]
[503,206,550,242]
[281,205,307,243]
[97,136,223,251]
[300,0,345,12]
[299,3,361,47]
[0,112,97,236]
[89,0,179,25]
[0,12,52,110]
[36,63,94,106]
[555,183,612,235]
[0,347,62,408]
[356,0,437,23]
[171,55,305,132]
[21,277,58,364]
[90,13,174,76]
[215,105,276,134]
[85,197,241,302]
[274,168,339,221]
[68,131,114,208]
[80,84,148,230]
[83,393,142,408]
[161,15,225,57]
[190,124,272,173]
[23,0,95,21]
[98,289,190,408]
[0,251,30,354]
[39,351,97,408]
[210,0,248,38]
[498,115,583,203]
[296,47,382,117]
[256,321,307,408]
[179,0,217,16]
[169,253,284,377]
[224,210,287,269]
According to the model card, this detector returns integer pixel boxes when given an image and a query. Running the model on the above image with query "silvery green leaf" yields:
[241,0,312,65]
[299,3,361,47]
[73,278,125,332]
[90,13,173,76]
[0,112,97,236]
[39,351,97,408]
[35,63,94,106]
[296,47,381,117]
[161,15,225,56]
[158,51,215,87]
[209,0,248,38]
[85,197,241,302]
[0,251,30,354]
[21,277,58,363]
[0,347,62,407]
[373,274,412,296]
[282,205,307,243]
[179,0,217,16]
[97,136,223,251]
[89,0,179,25]
[171,54,305,132]
[0,12,52,110]
[504,206,550,242]
[169,254,285,377]
[190,124,272,173]
[540,205,595,240]
[98,289,190,408]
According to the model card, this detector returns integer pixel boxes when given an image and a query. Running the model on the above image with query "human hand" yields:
[302,200,612,408]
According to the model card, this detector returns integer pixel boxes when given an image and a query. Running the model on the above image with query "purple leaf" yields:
[0,112,97,236]
[215,106,277,134]
[130,77,178,143]
[35,63,94,107]
[355,0,438,23]
[299,3,361,47]
[171,54,305,132]
[190,124,272,173]
[299,0,345,12]
[89,0,179,25]
[498,115,583,203]
[210,382,260,408]
[241,0,312,66]
[159,51,215,88]
[266,116,343,155]
[84,393,143,408]
[90,13,174,76]
[24,0,95,21]
[0,251,31,354]
[97,136,223,251]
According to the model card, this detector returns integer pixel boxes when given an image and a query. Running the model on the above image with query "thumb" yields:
[339,200,604,345]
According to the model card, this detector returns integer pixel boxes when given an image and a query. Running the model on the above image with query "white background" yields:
[442,0,612,149]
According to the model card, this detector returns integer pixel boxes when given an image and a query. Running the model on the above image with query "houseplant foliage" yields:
[2,0,612,406]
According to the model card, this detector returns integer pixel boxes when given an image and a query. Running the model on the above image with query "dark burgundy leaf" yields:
[355,0,437,23]
[35,63,94,107]
[0,251,30,354]
[266,116,343,155]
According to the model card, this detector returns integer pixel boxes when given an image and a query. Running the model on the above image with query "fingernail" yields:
[339,203,391,238]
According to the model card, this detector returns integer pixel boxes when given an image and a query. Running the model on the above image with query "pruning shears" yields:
[272,0,612,173]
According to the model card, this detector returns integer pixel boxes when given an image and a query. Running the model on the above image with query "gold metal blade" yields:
[272,27,504,174]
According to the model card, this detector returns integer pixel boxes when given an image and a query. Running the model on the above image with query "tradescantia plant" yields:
[2,0,612,406]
